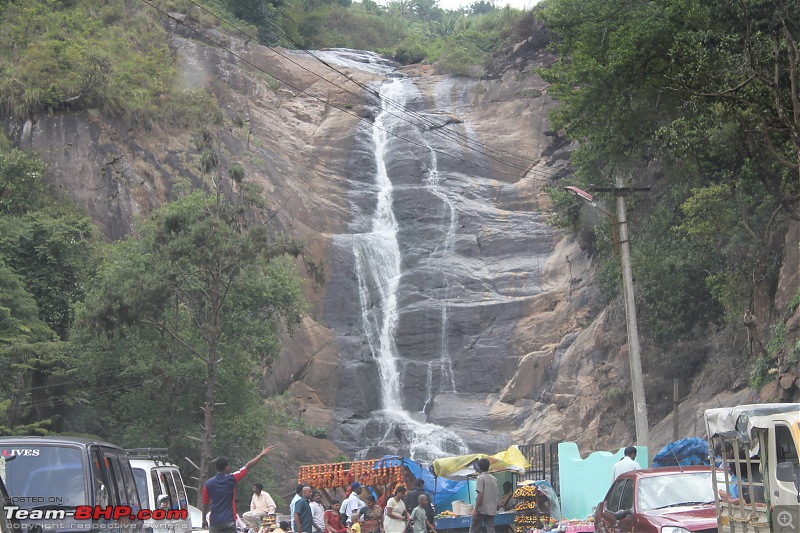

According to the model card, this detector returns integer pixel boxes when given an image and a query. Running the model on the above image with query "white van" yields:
[127,448,192,533]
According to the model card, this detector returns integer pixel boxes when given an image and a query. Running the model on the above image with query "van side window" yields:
[104,453,126,506]
[119,457,141,511]
[152,469,164,504]
[91,449,110,507]
[162,471,179,509]
[173,470,188,509]
[776,424,799,466]
[133,468,149,507]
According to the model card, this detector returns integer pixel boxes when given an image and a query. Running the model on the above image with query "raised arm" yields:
[244,446,274,471]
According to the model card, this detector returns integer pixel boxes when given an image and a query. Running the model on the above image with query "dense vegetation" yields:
[0,138,320,504]
[0,0,535,122]
[540,0,800,403]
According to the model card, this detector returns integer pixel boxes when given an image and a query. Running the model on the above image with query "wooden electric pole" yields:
[614,175,649,455]
[567,181,651,457]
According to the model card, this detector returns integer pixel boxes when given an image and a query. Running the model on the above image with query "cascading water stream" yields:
[351,75,467,461]
[421,137,458,411]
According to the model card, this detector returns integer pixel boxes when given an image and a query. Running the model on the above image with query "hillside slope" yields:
[5,8,800,498]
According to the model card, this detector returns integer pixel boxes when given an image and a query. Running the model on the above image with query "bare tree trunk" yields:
[197,354,217,506]
[196,273,222,506]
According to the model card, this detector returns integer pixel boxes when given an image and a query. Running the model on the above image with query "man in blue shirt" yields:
[202,446,274,533]
[294,486,313,533]
[289,484,304,533]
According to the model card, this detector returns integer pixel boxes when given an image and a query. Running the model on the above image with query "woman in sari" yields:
[325,500,349,533]
[360,495,383,533]
[383,486,408,533]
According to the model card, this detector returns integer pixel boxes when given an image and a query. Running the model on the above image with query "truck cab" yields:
[705,403,800,533]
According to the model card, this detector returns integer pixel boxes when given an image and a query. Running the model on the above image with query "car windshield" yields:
[0,445,86,509]
[638,472,715,512]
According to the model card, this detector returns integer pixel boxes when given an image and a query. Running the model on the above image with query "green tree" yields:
[80,188,315,501]
[0,148,96,433]
[667,0,800,219]
[540,0,794,387]
[469,0,496,15]
[0,259,63,434]
[0,150,47,216]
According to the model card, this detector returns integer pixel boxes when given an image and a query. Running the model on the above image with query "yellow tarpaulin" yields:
[432,445,531,479]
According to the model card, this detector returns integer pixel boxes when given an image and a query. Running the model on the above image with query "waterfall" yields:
[421,133,457,403]
[314,48,563,461]
[352,75,467,461]
[353,78,405,413]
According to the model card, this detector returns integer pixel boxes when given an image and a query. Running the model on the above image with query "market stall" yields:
[431,446,532,533]
[296,457,412,506]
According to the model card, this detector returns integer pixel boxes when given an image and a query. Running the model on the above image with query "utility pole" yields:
[565,181,651,457]
[672,379,679,442]
[614,175,649,454]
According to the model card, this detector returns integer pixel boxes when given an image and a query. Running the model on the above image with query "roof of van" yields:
[0,435,122,448]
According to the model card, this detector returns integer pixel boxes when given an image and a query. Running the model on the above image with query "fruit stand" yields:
[512,483,553,533]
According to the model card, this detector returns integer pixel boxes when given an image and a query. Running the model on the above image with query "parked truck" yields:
[705,403,800,533]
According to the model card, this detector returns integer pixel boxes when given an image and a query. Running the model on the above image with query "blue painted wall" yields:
[557,443,647,520]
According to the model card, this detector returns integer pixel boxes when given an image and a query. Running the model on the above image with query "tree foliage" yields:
[79,188,310,501]
[540,0,796,382]
[0,0,222,126]
[0,260,62,435]
[0,148,96,434]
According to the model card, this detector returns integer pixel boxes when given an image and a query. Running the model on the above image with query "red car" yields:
[594,466,718,533]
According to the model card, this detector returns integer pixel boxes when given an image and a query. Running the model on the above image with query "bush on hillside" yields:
[0,0,221,127]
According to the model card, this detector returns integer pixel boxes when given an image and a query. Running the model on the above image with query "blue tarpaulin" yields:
[651,438,709,467]
[376,456,468,512]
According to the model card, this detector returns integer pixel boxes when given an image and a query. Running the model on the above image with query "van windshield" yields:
[132,468,148,506]
[1,446,86,509]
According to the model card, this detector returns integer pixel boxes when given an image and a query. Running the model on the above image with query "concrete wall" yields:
[557,443,647,519]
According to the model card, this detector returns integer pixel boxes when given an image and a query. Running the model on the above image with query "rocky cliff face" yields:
[7,14,800,496]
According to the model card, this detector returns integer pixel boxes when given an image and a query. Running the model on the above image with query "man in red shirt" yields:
[202,446,274,533]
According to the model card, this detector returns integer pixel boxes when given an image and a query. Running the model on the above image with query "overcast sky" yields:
[437,0,538,10]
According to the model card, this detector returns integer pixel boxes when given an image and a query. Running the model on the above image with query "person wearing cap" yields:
[611,446,640,481]
[345,482,365,526]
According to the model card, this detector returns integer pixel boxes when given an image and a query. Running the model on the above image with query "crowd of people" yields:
[291,479,437,533]
[200,447,446,533]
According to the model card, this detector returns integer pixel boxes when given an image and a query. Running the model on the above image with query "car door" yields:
[599,478,627,533]
[615,477,635,533]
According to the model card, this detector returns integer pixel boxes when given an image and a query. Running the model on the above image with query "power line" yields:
[13,3,580,412]
[282,193,580,344]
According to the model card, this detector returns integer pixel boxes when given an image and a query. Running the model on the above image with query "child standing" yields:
[410,495,435,533]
